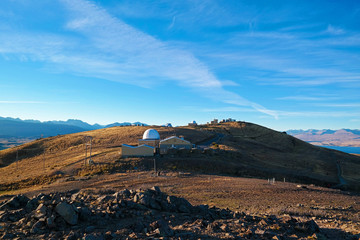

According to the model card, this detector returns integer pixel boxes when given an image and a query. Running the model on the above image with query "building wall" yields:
[121,145,154,157]
[138,139,159,148]
[159,137,192,154]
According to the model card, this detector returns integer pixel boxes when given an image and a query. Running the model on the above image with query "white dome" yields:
[142,129,160,140]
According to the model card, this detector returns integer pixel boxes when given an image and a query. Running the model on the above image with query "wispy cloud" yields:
[277,96,339,101]
[317,103,360,108]
[0,101,46,104]
[0,0,278,118]
[219,26,360,87]
[0,101,78,104]
[278,110,360,118]
[168,16,176,30]
[201,107,257,113]
[325,24,345,35]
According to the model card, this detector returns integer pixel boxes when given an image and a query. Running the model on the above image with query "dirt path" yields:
[334,161,347,188]
[197,133,224,147]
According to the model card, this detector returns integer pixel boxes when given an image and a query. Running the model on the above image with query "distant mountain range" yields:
[287,129,360,147]
[0,117,148,149]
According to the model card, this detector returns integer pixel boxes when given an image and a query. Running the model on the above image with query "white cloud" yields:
[278,111,360,118]
[0,101,46,104]
[326,24,345,35]
[317,103,360,108]
[0,0,277,118]
[201,107,257,112]
[277,96,338,101]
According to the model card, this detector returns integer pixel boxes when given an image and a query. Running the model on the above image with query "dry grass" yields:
[0,126,213,184]
[1,122,360,191]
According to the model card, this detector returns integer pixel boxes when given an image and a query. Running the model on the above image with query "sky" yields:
[0,0,359,131]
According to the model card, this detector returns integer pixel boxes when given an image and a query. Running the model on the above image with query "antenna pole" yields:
[85,141,88,167]
[16,150,18,170]
[43,150,45,171]
[89,137,92,164]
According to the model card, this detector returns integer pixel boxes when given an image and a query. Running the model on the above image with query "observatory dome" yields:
[142,129,160,140]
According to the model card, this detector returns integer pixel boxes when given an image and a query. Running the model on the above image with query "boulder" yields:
[0,195,29,210]
[55,202,78,225]
[167,195,193,213]
[25,198,39,213]
[46,215,56,228]
[34,204,47,219]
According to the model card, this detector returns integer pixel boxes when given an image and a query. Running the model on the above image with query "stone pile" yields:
[0,187,352,239]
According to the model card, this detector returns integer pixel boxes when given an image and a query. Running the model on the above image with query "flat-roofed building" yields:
[159,136,192,154]
[120,144,154,157]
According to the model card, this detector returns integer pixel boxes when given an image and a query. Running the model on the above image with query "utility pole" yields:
[43,150,45,171]
[154,157,157,176]
[16,149,18,170]
[89,137,93,165]
[84,136,93,166]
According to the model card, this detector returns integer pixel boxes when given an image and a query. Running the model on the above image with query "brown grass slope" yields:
[0,126,214,184]
[0,122,359,190]
[218,122,360,186]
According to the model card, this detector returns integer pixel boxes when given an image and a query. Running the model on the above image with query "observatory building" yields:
[138,129,160,148]
[120,128,194,157]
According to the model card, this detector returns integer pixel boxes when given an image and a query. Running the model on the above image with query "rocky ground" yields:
[0,186,358,240]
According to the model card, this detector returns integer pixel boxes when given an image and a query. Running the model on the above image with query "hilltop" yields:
[0,121,359,191]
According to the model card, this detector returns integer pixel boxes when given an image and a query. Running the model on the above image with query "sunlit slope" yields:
[0,126,214,184]
[0,122,359,190]
[210,122,360,188]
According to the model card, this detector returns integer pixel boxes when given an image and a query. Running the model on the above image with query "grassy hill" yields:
[0,121,359,191]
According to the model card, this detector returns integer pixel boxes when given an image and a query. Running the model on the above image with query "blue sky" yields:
[0,0,359,130]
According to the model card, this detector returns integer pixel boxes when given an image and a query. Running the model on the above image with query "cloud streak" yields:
[0,101,46,104]
[277,96,339,101]
[0,0,278,118]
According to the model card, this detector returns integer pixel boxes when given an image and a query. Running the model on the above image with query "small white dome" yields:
[143,129,160,140]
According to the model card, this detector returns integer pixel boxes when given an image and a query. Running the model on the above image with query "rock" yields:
[0,195,29,210]
[150,219,173,236]
[259,219,267,226]
[25,198,39,213]
[46,215,56,228]
[132,222,145,233]
[30,219,44,234]
[295,220,319,233]
[255,228,266,235]
[85,226,96,233]
[104,231,113,240]
[151,186,161,193]
[115,189,130,199]
[220,224,228,232]
[1,233,16,239]
[272,235,282,240]
[97,195,113,203]
[34,204,47,219]
[0,188,358,240]
[167,195,193,213]
[78,206,92,221]
[149,198,161,210]
[83,233,104,240]
[55,202,78,225]
[65,231,78,240]
[71,193,81,202]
